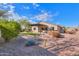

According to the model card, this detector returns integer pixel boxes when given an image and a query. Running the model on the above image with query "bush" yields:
[21,32,39,36]
[67,31,75,34]
[65,29,76,34]
[48,31,61,38]
[25,40,36,46]
[48,31,53,35]
[52,31,61,38]
[0,20,21,42]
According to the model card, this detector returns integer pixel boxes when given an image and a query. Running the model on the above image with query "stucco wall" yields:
[32,26,39,33]
[39,22,58,30]
[31,22,64,33]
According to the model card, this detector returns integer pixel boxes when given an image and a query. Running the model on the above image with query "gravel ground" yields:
[1,33,79,56]
[0,36,56,56]
[39,33,79,56]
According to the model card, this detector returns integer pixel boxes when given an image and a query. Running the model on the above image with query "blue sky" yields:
[1,3,79,27]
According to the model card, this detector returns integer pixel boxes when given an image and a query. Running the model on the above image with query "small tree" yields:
[18,19,31,32]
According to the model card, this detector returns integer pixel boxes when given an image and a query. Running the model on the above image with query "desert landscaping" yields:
[0,3,79,56]
[0,27,79,56]
[0,14,79,56]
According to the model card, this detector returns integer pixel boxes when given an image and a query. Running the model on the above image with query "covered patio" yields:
[31,24,48,33]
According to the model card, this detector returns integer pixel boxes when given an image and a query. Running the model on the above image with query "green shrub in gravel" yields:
[25,40,36,46]
[0,19,21,42]
[20,32,40,36]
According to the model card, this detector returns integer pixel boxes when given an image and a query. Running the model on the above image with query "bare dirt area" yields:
[38,32,79,56]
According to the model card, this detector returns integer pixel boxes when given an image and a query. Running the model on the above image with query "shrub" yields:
[25,40,36,46]
[0,20,21,42]
[48,31,61,38]
[65,29,76,34]
[75,28,78,31]
[21,32,39,36]
[48,31,53,35]
[52,31,61,38]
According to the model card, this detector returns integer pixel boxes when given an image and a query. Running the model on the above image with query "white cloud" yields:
[40,10,45,13]
[0,4,18,20]
[3,4,17,20]
[6,11,20,20]
[7,11,30,21]
[2,3,8,5]
[0,4,20,20]
[32,12,52,22]
[32,3,40,7]
[30,11,59,22]
[39,9,47,13]
[0,4,31,21]
[32,3,40,9]
[53,12,59,17]
[8,5,15,12]
[0,3,15,11]
[0,3,8,10]
[23,6,30,10]
[0,3,59,23]
[3,5,8,9]
[29,19,36,24]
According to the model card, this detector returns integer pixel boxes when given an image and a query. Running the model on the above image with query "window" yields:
[52,27,54,30]
[49,27,54,30]
[45,28,48,30]
[33,28,36,30]
[42,28,44,30]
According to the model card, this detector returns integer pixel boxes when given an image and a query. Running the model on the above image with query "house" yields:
[31,22,64,33]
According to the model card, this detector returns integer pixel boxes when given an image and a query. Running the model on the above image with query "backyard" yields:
[0,4,79,56]
[0,35,55,56]
[0,18,79,56]
[0,30,79,56]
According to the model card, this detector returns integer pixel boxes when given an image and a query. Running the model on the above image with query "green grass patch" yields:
[20,32,40,36]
